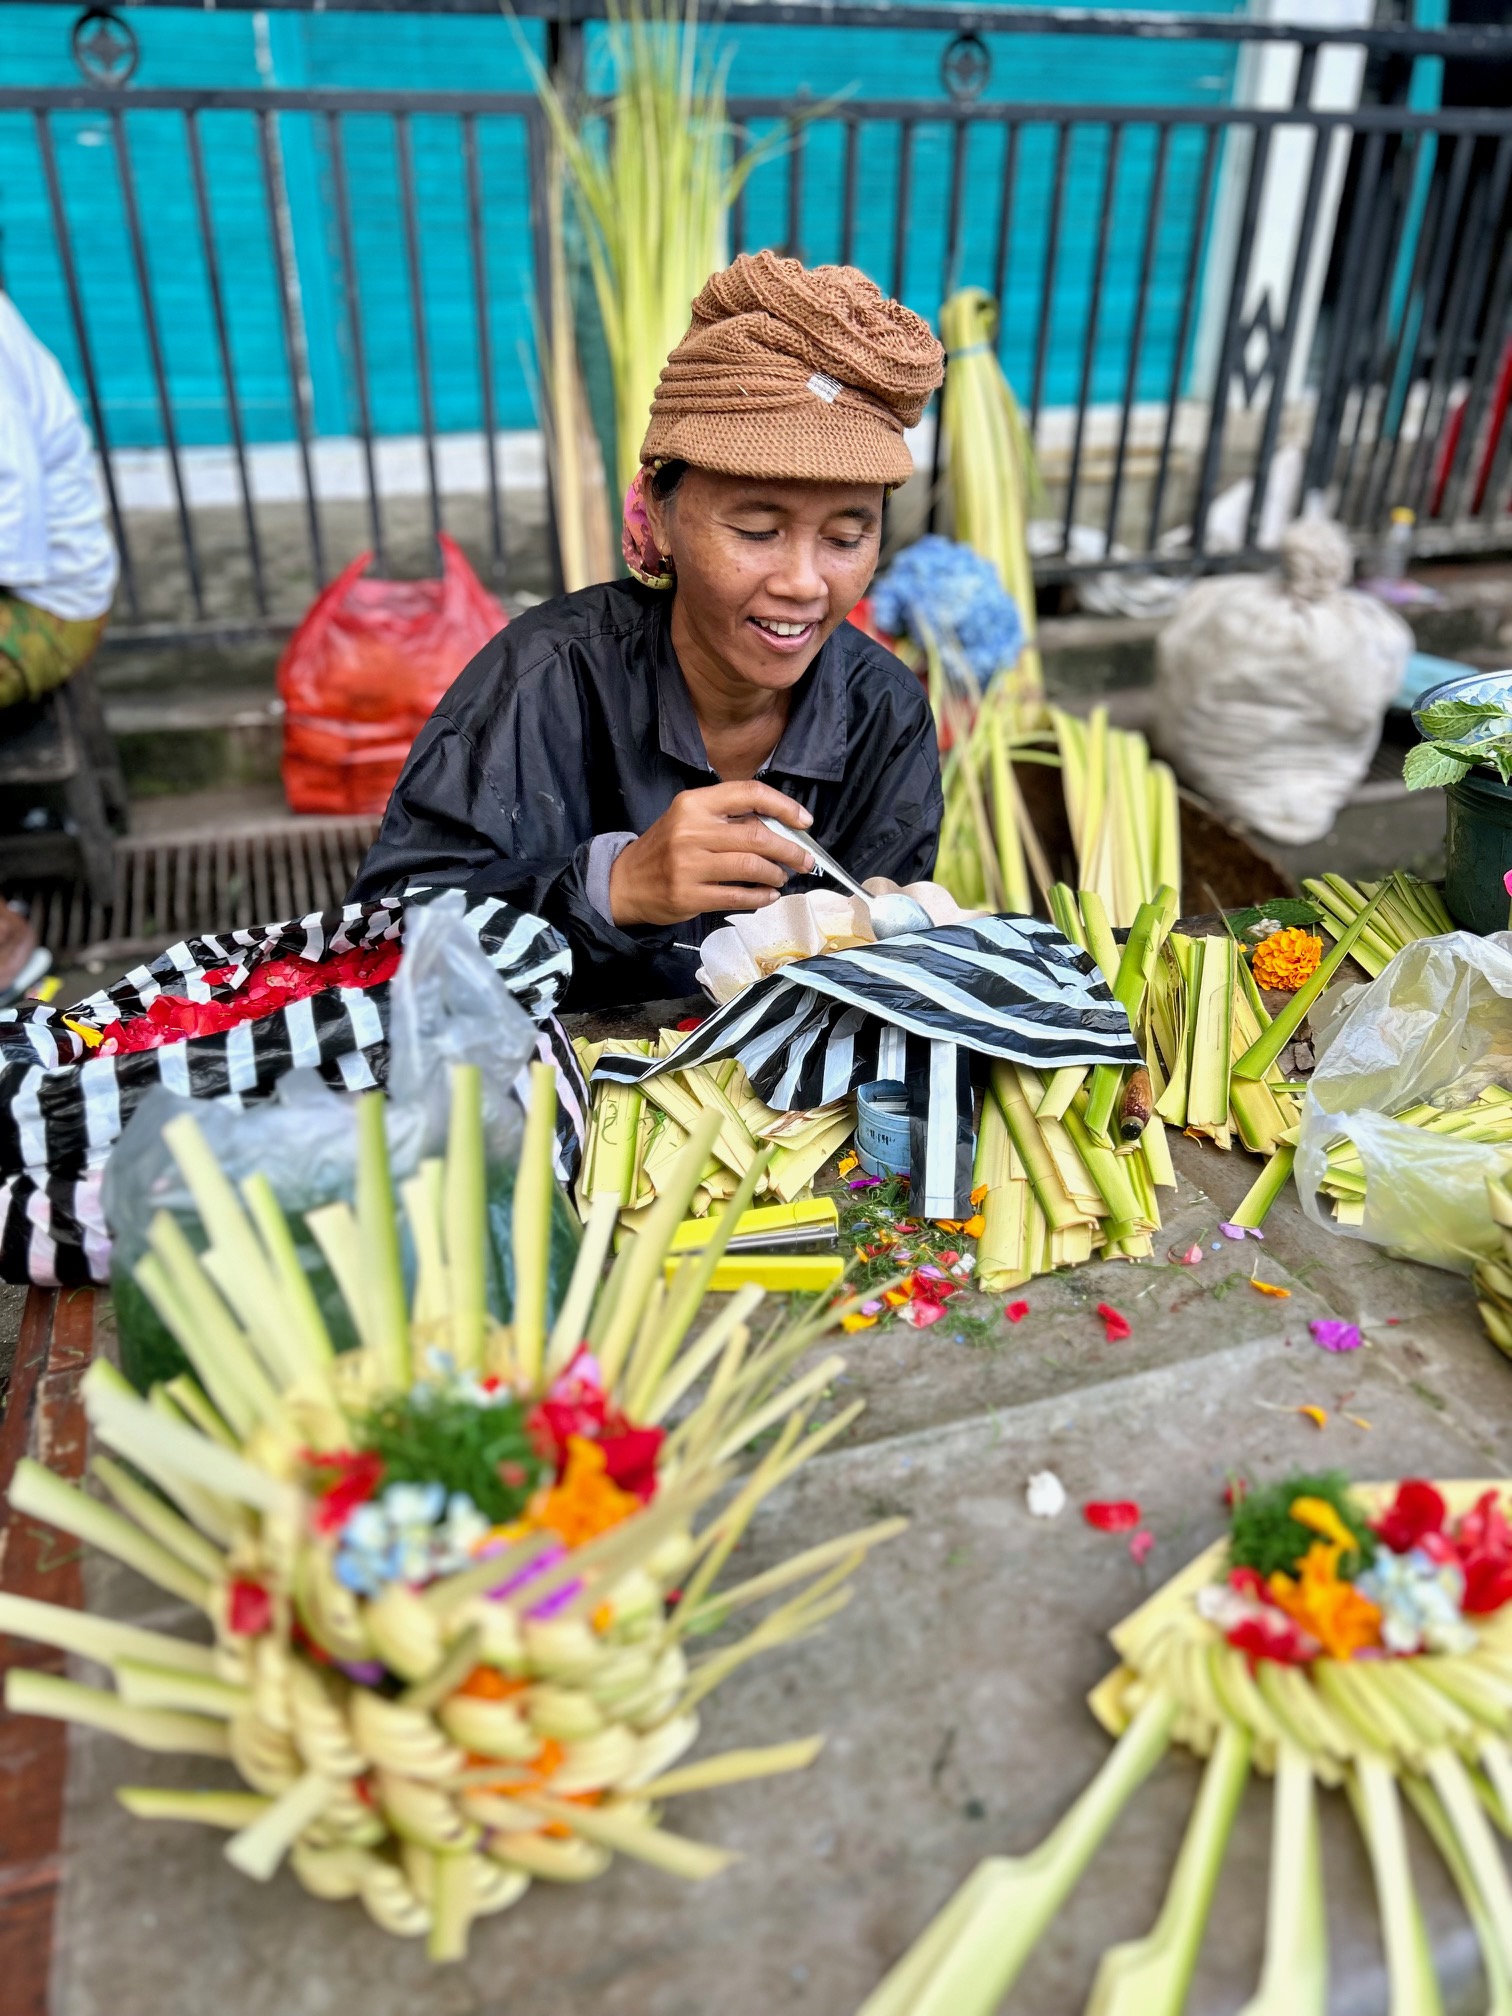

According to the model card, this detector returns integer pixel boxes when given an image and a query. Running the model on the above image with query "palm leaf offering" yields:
[1302,873,1456,981]
[934,290,1181,929]
[527,0,767,500]
[574,1033,854,1229]
[1,1062,898,1962]
[861,1473,1512,2015]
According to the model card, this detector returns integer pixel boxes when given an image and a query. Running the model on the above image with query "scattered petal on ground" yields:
[1084,1500,1142,1533]
[848,1176,882,1191]
[837,1152,859,1177]
[1250,1277,1291,1299]
[1004,1301,1030,1324]
[1310,1318,1363,1353]
[970,1183,989,1207]
[1026,1471,1066,1518]
[1218,1223,1248,1241]
[1096,1302,1132,1344]
[841,1313,878,1332]
[1172,1243,1203,1266]
[1128,1529,1156,1565]
[1298,1405,1329,1429]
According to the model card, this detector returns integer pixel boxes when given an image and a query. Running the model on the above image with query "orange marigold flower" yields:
[1266,1539,1383,1661]
[530,1435,641,1547]
[1251,926,1323,993]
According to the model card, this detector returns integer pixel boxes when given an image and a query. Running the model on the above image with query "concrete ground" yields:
[45,1127,1512,2016]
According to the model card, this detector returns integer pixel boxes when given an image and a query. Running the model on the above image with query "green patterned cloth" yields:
[0,589,106,708]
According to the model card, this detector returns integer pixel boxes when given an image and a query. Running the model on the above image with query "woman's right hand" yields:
[608,781,815,927]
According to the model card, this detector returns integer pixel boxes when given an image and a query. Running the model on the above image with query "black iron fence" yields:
[3,2,1512,645]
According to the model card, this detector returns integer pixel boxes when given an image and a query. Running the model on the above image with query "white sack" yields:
[1151,519,1412,845]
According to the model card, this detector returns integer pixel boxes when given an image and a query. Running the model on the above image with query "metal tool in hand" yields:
[758,816,933,940]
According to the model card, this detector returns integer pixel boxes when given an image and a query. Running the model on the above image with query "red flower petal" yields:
[1095,1303,1132,1343]
[1004,1301,1030,1324]
[1373,1478,1447,1555]
[227,1579,272,1636]
[1084,1499,1141,1532]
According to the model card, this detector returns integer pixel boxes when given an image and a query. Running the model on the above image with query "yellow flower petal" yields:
[837,1153,859,1177]
[1249,1277,1291,1298]
[963,1215,986,1239]
[1297,1405,1328,1430]
[841,1312,879,1332]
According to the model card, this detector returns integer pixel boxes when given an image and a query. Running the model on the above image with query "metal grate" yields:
[20,816,380,966]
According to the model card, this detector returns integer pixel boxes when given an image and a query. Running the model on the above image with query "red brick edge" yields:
[0,1288,100,2016]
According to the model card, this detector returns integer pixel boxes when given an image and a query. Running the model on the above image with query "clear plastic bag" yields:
[1295,932,1512,1272]
[105,894,579,1387]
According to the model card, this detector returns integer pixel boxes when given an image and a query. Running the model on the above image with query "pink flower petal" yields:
[1128,1529,1156,1566]
[1310,1318,1363,1353]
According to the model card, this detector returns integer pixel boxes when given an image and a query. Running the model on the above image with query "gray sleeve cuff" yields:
[586,831,638,922]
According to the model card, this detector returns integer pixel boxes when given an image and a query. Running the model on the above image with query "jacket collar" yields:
[652,606,849,784]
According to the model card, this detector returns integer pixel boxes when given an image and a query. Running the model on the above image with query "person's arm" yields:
[0,387,47,592]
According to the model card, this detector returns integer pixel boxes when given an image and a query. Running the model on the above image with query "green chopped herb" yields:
[358,1387,548,1525]
[1227,1470,1376,1580]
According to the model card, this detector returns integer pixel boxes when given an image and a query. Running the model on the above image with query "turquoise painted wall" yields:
[0,4,1241,450]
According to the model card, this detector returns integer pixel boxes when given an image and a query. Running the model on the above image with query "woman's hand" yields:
[608,781,815,927]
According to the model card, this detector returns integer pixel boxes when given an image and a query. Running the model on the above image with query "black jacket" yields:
[350,577,943,1010]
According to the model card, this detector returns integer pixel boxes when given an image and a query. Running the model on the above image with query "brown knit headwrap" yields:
[639,250,944,487]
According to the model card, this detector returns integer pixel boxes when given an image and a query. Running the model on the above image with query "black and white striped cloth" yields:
[594,917,1139,1217]
[0,893,586,1289]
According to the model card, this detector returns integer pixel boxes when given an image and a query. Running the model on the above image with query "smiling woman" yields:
[350,251,946,1010]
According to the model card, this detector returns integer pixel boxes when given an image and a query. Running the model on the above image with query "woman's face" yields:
[646,468,885,695]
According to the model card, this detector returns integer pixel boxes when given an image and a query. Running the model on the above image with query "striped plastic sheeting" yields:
[594,917,1140,1219]
[0,892,586,1290]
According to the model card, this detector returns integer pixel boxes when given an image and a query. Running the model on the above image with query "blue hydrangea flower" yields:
[1355,1545,1477,1656]
[869,535,1024,685]
[332,1480,491,1596]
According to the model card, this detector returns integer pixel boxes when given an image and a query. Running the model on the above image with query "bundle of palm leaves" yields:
[2,1063,897,1961]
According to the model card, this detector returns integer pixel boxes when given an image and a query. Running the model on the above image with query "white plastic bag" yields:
[1152,519,1411,845]
[1295,932,1512,1272]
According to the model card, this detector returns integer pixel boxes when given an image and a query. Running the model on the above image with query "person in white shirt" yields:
[0,291,117,711]
[0,292,118,997]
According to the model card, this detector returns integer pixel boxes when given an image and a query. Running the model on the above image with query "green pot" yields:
[1413,669,1512,936]
[1444,768,1512,935]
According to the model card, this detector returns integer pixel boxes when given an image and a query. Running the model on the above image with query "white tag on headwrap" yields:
[806,372,843,404]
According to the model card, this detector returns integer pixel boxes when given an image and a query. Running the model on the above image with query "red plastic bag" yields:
[278,532,505,816]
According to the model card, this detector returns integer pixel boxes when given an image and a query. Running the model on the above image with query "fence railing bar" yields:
[1481,371,1512,532]
[255,106,325,589]
[1242,111,1334,550]
[990,120,1019,318]
[183,108,267,617]
[1334,132,1419,519]
[786,113,805,262]
[1440,187,1512,526]
[1030,120,1070,432]
[1407,134,1512,521]
[1190,121,1272,554]
[839,115,859,268]
[8,85,1512,137]
[1062,122,1122,552]
[27,2,1512,59]
[1300,127,1384,502]
[1290,40,1318,111]
[109,107,204,619]
[943,114,969,305]
[1361,133,1466,528]
[394,111,444,561]
[525,102,563,597]
[325,108,386,570]
[31,111,139,620]
[1104,121,1169,555]
[731,122,747,254]
[461,112,505,574]
[892,118,916,302]
[1146,122,1219,550]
